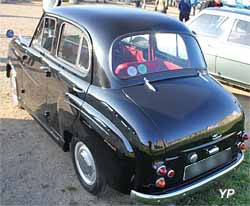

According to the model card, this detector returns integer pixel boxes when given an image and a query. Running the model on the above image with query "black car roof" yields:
[206,7,250,16]
[47,5,190,38]
[46,5,194,89]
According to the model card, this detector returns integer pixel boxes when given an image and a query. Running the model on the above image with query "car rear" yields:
[110,31,247,203]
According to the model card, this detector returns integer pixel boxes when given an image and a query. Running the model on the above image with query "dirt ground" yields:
[0,2,249,206]
[0,2,132,206]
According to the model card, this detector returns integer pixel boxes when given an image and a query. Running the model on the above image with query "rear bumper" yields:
[130,152,244,204]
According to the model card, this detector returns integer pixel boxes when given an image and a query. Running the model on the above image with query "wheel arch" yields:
[68,115,136,193]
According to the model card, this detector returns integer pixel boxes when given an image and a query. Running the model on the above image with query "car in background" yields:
[223,0,250,9]
[187,7,250,91]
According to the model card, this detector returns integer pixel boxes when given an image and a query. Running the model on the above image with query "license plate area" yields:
[183,148,232,181]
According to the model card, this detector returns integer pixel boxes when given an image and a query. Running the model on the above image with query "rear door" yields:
[22,16,57,124]
[188,13,229,74]
[46,20,92,140]
[216,18,250,86]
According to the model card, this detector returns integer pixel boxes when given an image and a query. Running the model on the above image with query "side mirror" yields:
[6,29,14,38]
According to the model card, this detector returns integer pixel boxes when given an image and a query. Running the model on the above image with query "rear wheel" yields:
[71,137,106,195]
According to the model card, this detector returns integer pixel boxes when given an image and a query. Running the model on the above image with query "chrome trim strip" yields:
[65,93,84,107]
[130,152,244,204]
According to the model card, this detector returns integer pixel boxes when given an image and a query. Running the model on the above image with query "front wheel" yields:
[71,137,106,195]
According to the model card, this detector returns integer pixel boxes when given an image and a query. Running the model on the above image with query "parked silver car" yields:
[187,7,250,90]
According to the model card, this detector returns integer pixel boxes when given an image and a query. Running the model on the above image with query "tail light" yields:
[242,133,249,141]
[155,178,166,188]
[238,142,246,151]
[156,165,167,176]
[167,169,175,178]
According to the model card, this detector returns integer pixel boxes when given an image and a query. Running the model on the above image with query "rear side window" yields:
[58,23,90,70]
[189,14,226,36]
[228,20,250,46]
[79,37,89,69]
[32,17,56,52]
[58,23,82,65]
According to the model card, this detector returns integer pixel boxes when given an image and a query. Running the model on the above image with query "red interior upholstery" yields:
[114,44,182,78]
[163,61,182,71]
[115,59,182,78]
[122,45,146,62]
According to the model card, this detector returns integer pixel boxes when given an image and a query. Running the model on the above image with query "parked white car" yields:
[187,7,250,90]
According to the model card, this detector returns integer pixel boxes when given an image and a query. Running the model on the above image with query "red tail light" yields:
[238,142,246,151]
[155,178,166,188]
[156,165,167,176]
[167,169,175,178]
[242,133,249,141]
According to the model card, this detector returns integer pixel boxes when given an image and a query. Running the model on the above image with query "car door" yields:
[46,20,92,140]
[216,19,250,86]
[22,16,57,124]
[188,13,229,74]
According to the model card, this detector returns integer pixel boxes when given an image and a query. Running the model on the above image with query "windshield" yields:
[112,32,206,79]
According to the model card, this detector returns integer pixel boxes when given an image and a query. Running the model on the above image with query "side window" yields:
[32,17,56,52]
[79,37,89,69]
[228,20,250,46]
[58,23,82,65]
[32,19,44,47]
[41,18,56,52]
[189,14,226,36]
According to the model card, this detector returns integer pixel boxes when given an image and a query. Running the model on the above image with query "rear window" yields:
[112,33,206,79]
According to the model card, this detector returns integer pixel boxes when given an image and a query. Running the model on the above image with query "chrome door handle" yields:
[73,86,85,94]
[40,65,51,77]
[40,65,49,71]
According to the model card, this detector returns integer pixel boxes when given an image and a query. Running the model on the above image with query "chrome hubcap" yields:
[74,141,96,186]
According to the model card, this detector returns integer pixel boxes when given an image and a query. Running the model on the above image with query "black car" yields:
[5,5,248,204]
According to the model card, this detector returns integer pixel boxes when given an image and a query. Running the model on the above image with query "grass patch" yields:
[65,185,78,192]
[175,150,250,206]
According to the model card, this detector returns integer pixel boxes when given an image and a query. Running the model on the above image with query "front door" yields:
[22,16,57,124]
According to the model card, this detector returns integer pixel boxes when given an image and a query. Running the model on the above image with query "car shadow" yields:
[0,117,132,206]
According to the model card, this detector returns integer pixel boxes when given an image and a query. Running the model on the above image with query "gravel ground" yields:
[0,2,131,206]
[0,2,249,206]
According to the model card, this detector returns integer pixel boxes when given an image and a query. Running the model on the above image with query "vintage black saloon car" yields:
[6,5,248,204]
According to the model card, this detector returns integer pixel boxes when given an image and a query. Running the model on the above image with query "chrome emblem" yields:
[212,133,222,140]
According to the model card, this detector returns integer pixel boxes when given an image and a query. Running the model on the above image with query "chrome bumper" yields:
[130,152,244,204]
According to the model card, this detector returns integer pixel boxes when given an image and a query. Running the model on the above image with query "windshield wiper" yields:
[144,77,157,92]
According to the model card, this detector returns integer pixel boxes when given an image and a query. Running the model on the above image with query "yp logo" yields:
[219,189,235,198]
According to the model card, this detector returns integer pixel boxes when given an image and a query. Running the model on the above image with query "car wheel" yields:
[10,69,21,108]
[71,137,106,195]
